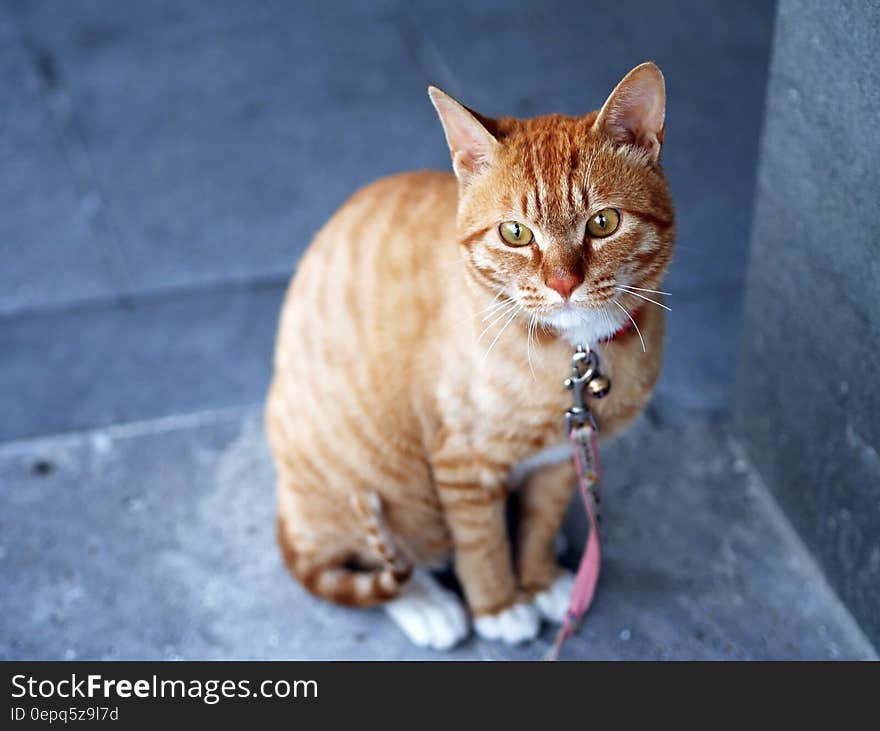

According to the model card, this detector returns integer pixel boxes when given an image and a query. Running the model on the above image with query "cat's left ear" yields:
[428,86,499,183]
[594,62,666,162]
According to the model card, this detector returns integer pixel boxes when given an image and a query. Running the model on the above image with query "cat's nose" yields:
[545,272,583,300]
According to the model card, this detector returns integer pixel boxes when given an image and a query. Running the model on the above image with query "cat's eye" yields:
[586,208,621,238]
[499,221,534,247]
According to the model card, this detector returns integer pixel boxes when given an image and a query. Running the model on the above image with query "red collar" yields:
[601,306,641,343]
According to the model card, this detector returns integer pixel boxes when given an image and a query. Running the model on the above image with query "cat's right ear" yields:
[593,62,666,162]
[428,87,499,184]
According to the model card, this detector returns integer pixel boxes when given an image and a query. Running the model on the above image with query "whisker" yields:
[616,284,672,296]
[483,304,522,362]
[526,313,537,380]
[467,291,505,317]
[486,289,504,308]
[451,293,513,328]
[481,296,516,319]
[584,149,599,193]
[486,297,520,320]
[462,270,510,312]
[477,299,520,341]
[601,307,616,342]
[612,300,646,353]
[614,287,671,312]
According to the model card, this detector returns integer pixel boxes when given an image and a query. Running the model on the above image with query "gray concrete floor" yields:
[1,409,873,660]
[1,0,873,659]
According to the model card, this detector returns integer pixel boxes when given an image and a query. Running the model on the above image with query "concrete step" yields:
[1,407,873,660]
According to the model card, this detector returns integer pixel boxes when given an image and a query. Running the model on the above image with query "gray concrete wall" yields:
[735,0,880,645]
[0,0,776,441]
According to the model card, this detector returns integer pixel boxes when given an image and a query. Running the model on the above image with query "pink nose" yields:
[545,272,583,300]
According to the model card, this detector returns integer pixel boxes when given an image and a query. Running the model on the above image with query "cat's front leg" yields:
[517,459,577,623]
[432,456,540,644]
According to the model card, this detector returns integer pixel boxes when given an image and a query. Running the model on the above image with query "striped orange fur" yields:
[266,63,674,634]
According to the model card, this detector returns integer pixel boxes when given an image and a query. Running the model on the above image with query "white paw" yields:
[384,570,469,650]
[474,602,541,644]
[532,571,575,624]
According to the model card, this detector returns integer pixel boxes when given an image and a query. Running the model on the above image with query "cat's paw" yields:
[531,571,575,624]
[384,570,469,650]
[473,602,541,644]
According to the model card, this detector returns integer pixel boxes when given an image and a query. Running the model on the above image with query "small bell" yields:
[587,373,611,399]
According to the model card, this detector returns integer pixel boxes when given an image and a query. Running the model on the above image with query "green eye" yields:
[499,221,534,246]
[586,208,621,238]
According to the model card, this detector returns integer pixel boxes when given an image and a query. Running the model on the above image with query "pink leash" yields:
[545,346,606,661]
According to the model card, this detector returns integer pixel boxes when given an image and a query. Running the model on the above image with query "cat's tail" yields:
[276,493,412,607]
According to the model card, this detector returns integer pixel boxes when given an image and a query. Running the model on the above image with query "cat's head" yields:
[430,62,674,345]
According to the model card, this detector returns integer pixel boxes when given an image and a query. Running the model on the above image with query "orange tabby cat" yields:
[266,62,674,649]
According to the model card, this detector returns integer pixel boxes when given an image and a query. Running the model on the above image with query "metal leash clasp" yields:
[549,344,609,661]
[564,345,598,434]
